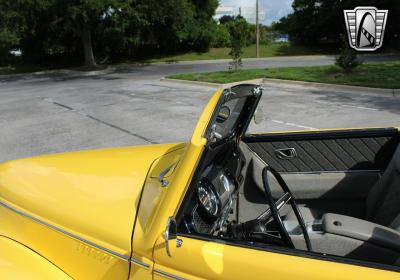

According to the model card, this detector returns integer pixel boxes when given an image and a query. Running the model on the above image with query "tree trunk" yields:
[81,23,96,67]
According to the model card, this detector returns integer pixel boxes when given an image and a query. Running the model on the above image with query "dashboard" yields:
[182,164,238,235]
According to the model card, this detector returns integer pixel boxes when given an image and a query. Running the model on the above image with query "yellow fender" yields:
[0,236,72,280]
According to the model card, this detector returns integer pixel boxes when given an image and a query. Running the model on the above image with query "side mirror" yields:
[164,217,182,257]
[253,107,264,124]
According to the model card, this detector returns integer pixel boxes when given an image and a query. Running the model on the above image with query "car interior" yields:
[176,84,400,269]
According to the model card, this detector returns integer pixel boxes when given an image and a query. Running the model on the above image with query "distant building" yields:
[267,32,290,43]
[274,34,289,43]
[214,5,266,24]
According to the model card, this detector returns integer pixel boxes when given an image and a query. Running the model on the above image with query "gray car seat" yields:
[286,144,400,229]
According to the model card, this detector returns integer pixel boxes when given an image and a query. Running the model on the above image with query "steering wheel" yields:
[260,166,312,251]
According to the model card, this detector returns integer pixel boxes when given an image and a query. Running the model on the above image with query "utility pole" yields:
[256,0,260,58]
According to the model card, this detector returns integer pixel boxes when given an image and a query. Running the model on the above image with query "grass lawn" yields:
[168,60,400,89]
[147,43,330,63]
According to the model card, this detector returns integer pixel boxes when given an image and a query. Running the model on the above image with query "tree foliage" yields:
[0,1,22,64]
[211,24,230,48]
[219,15,235,25]
[0,0,218,66]
[53,0,139,66]
[274,0,400,49]
[213,15,267,49]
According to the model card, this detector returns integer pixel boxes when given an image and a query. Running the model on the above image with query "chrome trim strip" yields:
[280,170,381,175]
[130,257,150,269]
[154,269,187,280]
[0,200,131,262]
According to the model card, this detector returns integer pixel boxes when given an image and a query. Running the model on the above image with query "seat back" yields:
[366,145,400,229]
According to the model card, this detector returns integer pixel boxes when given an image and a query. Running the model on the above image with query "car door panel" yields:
[242,128,399,215]
[153,236,400,280]
[246,150,381,200]
[244,128,399,172]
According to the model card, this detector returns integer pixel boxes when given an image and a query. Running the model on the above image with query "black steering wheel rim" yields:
[261,166,312,251]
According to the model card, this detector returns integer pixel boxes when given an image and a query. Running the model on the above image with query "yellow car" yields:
[0,84,399,279]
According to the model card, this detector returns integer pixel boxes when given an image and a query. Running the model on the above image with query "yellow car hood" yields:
[0,143,185,255]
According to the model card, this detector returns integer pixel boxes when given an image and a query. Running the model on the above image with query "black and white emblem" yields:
[344,7,388,51]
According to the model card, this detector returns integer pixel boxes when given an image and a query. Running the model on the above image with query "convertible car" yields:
[1,84,400,279]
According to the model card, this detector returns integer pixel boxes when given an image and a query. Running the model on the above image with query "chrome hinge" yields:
[252,86,264,97]
[159,162,178,187]
[209,124,222,142]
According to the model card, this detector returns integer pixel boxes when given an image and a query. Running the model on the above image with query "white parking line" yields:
[271,119,317,130]
[313,100,379,111]
[340,104,378,111]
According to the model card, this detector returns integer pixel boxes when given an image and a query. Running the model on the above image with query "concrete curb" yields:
[0,67,116,80]
[33,66,116,77]
[261,78,400,97]
[160,77,265,88]
[155,55,334,65]
[161,77,399,97]
[144,53,400,66]
[160,77,222,88]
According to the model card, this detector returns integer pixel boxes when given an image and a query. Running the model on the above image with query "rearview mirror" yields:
[216,106,230,123]
[164,217,182,257]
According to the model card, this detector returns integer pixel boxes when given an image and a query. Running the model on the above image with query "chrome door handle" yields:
[275,148,297,159]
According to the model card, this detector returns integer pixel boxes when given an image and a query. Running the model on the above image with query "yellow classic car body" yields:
[0,85,399,279]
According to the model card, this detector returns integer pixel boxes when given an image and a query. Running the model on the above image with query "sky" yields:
[219,0,294,25]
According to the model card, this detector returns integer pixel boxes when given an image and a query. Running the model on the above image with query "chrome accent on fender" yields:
[0,200,132,262]
[159,162,178,187]
[130,257,150,269]
[154,269,187,280]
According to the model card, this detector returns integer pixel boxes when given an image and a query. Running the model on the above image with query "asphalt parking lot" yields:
[1,56,399,162]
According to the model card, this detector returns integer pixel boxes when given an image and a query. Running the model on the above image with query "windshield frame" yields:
[204,84,263,145]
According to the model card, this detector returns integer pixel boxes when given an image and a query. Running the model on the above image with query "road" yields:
[0,55,399,162]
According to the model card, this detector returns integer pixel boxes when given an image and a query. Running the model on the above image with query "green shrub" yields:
[228,17,250,71]
[335,35,361,73]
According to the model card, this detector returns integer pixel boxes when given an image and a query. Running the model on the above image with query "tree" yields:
[54,0,137,67]
[211,23,230,48]
[0,0,219,66]
[0,1,22,64]
[213,14,256,49]
[275,0,400,49]
[126,0,218,53]
[219,15,235,25]
[228,17,250,71]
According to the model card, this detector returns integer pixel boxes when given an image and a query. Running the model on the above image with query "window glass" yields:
[246,86,399,135]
